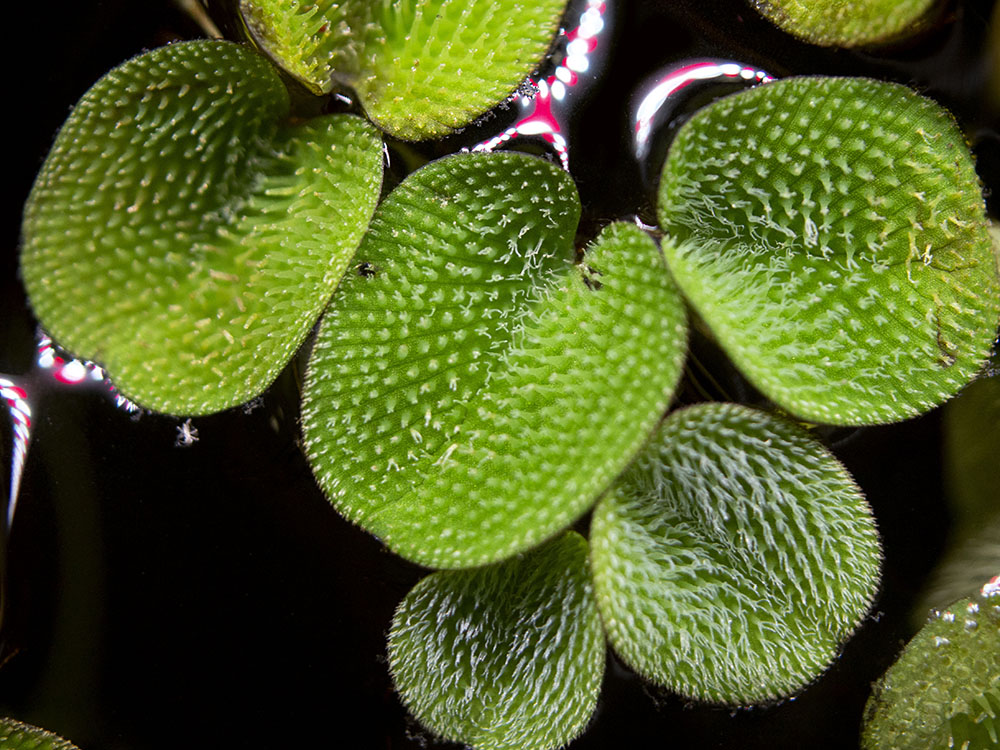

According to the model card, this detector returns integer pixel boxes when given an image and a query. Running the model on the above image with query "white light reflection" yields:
[472,0,611,170]
[1,377,31,531]
[632,59,774,162]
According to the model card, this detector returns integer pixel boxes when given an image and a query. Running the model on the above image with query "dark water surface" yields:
[1,0,998,747]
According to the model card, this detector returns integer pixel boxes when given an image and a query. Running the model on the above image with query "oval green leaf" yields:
[0,718,79,750]
[21,40,384,415]
[590,402,882,704]
[388,531,605,750]
[751,0,937,47]
[302,153,687,568]
[863,582,1000,750]
[240,0,568,140]
[658,76,1000,426]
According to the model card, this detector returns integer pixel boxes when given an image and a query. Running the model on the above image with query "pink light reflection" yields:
[0,378,30,530]
[472,0,609,170]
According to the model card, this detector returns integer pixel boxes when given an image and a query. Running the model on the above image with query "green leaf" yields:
[302,153,687,567]
[862,583,1000,750]
[21,40,384,415]
[658,76,1000,426]
[240,0,567,139]
[589,402,882,704]
[388,531,604,750]
[750,0,937,47]
[0,718,79,749]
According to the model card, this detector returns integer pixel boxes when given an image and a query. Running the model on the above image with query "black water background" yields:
[1,0,997,747]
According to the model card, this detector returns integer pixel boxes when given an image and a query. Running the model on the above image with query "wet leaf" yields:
[388,532,604,750]
[302,153,687,567]
[863,582,1000,750]
[240,0,568,140]
[0,718,79,750]
[21,41,383,415]
[751,0,937,47]
[590,402,882,704]
[658,76,1000,425]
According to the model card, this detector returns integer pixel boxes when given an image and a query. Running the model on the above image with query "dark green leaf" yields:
[388,532,604,750]
[863,583,1000,750]
[590,403,882,703]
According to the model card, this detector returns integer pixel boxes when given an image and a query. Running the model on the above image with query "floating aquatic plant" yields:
[388,532,604,750]
[20,40,383,415]
[239,0,569,139]
[0,718,79,750]
[750,0,938,47]
[863,581,1000,750]
[302,154,687,567]
[658,76,1000,425]
[590,402,881,703]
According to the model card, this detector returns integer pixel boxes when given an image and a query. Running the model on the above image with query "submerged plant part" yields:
[658,76,1000,425]
[388,532,604,750]
[302,154,687,567]
[862,580,1000,749]
[239,0,569,140]
[589,403,881,704]
[0,718,79,750]
[750,0,938,47]
[19,40,383,415]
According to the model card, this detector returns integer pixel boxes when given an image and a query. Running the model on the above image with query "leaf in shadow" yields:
[750,0,938,47]
[21,40,384,415]
[589,402,882,704]
[863,582,1000,750]
[388,531,604,750]
[0,718,79,750]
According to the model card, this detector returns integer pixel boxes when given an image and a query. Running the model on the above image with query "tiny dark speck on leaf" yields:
[357,261,379,278]
[582,264,603,291]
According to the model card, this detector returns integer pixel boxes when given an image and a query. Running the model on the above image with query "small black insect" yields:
[582,264,603,291]
[357,261,379,278]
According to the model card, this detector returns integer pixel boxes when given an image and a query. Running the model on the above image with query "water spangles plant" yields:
[388,532,604,750]
[240,0,569,140]
[658,76,1000,426]
[20,40,384,415]
[751,0,938,47]
[589,403,881,704]
[302,153,688,567]
[863,582,1000,749]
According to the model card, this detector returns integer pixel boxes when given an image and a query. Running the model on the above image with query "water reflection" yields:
[472,0,612,169]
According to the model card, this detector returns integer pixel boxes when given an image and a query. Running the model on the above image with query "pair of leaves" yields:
[388,404,881,749]
[659,76,1000,425]
[21,41,383,415]
[20,0,570,413]
[300,152,688,568]
[240,0,568,139]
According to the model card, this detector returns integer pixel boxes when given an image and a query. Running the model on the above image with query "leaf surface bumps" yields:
[240,0,567,139]
[302,153,688,567]
[590,403,881,703]
[21,41,384,415]
[388,532,604,750]
[658,76,1000,425]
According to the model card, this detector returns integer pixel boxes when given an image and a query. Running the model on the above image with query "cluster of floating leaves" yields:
[11,0,1000,748]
